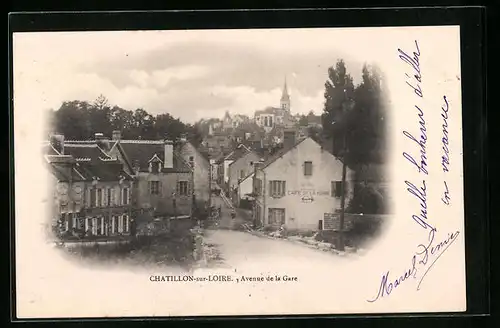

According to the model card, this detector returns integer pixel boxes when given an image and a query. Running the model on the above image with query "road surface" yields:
[202,195,351,273]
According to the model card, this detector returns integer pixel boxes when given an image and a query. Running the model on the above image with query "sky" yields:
[13,28,373,124]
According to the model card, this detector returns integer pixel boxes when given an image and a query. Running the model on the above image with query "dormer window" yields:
[148,154,163,173]
[151,162,161,173]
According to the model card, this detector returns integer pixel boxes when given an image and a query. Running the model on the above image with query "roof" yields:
[41,142,60,156]
[117,140,192,173]
[224,144,251,161]
[254,106,285,116]
[239,171,255,184]
[177,140,210,163]
[63,143,112,163]
[259,137,321,171]
[76,161,134,181]
[44,154,132,182]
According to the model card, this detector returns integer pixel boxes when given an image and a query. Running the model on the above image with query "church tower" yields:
[280,77,291,112]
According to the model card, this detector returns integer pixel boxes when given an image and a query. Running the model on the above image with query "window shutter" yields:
[158,181,162,195]
[343,181,348,195]
[176,181,180,195]
[269,181,273,196]
[282,181,286,196]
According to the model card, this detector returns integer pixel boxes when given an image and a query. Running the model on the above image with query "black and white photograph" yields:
[13,26,466,318]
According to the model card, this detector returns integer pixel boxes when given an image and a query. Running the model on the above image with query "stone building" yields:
[43,134,135,241]
[252,133,354,232]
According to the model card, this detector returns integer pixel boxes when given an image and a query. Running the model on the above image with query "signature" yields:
[415,229,460,290]
[367,229,460,302]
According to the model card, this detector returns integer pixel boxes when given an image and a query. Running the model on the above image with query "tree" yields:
[298,115,308,126]
[154,113,186,141]
[321,59,355,159]
[346,64,385,165]
[52,100,93,139]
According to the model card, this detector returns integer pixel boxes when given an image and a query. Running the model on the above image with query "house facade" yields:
[44,135,135,241]
[107,133,194,221]
[176,139,211,208]
[228,150,261,205]
[253,136,354,232]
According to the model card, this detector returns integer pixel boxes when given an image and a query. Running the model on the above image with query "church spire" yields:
[280,75,290,111]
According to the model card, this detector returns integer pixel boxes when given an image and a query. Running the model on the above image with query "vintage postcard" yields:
[13,26,465,318]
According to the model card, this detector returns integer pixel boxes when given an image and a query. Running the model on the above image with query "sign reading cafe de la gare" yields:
[287,189,330,196]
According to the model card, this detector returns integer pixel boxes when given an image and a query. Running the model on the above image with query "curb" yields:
[241,227,359,256]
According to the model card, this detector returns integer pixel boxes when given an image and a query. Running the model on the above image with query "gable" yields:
[262,137,344,172]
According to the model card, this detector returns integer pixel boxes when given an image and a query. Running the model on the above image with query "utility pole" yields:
[335,88,351,252]
[338,131,347,251]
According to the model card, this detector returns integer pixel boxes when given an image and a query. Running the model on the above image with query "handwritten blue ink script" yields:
[367,40,460,303]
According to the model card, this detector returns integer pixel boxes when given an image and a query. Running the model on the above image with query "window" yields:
[97,189,103,207]
[269,180,286,197]
[123,215,129,233]
[304,161,313,176]
[90,188,96,207]
[92,217,98,235]
[254,178,262,195]
[72,213,77,229]
[240,169,245,179]
[331,181,348,198]
[107,188,112,206]
[121,187,130,205]
[268,208,285,226]
[111,216,117,234]
[189,156,194,168]
[118,216,124,233]
[149,181,160,195]
[100,217,105,235]
[177,181,189,196]
[151,162,161,173]
[109,188,115,206]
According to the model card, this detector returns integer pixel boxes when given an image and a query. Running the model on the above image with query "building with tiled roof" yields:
[106,131,194,220]
[252,134,354,232]
[43,134,135,242]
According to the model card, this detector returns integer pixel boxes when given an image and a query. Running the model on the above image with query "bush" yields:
[348,183,386,214]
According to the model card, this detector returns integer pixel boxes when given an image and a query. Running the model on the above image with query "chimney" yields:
[112,130,121,141]
[283,129,296,149]
[50,133,65,155]
[95,132,110,151]
[164,140,174,169]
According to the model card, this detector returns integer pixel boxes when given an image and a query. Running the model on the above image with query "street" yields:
[202,195,349,272]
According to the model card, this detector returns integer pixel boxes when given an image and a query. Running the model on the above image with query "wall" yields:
[178,142,210,207]
[228,151,260,192]
[254,138,354,231]
[223,160,233,184]
[136,172,193,217]
[238,174,253,201]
